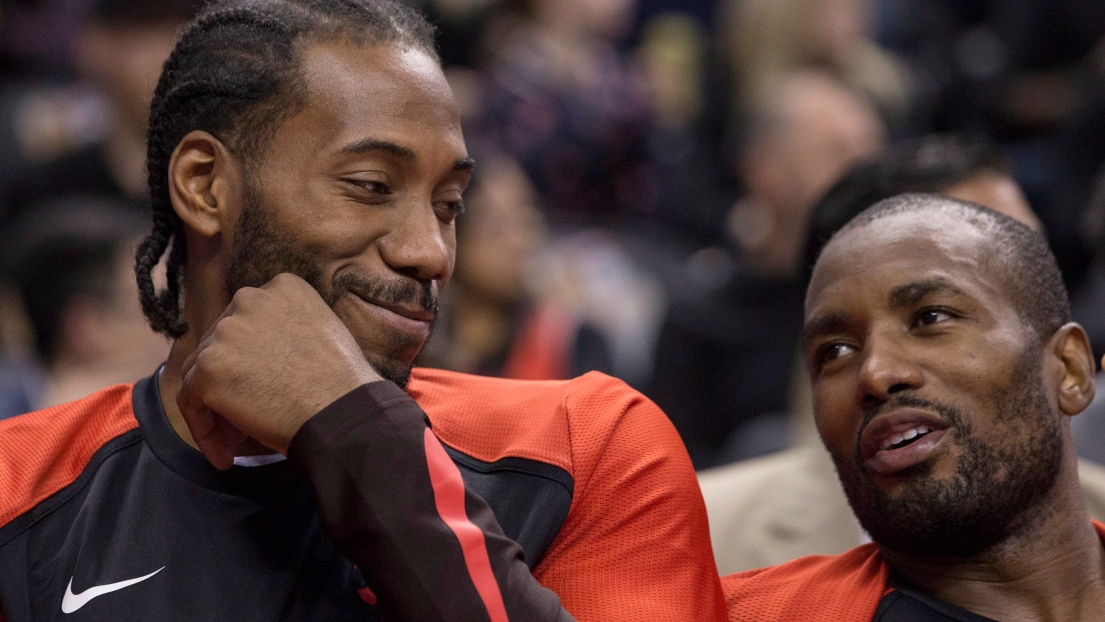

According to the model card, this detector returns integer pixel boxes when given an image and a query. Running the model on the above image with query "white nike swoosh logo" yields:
[61,567,165,614]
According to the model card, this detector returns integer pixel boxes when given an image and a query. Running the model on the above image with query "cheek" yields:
[812,377,861,457]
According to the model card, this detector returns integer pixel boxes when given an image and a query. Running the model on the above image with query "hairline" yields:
[225,35,439,178]
[814,196,1067,343]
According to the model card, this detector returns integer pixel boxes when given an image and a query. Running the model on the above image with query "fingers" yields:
[176,353,228,470]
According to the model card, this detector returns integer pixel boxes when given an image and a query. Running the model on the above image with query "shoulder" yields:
[722,545,889,622]
[408,368,673,478]
[0,383,137,527]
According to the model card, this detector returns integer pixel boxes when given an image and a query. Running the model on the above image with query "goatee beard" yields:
[224,188,438,388]
[833,352,1063,559]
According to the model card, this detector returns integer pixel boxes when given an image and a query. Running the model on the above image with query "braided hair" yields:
[138,0,438,337]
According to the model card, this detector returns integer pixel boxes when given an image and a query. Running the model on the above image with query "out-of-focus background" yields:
[3,0,1105,472]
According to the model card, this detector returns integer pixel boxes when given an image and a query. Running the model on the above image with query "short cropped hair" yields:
[137,0,438,338]
[835,193,1070,340]
[802,134,1011,283]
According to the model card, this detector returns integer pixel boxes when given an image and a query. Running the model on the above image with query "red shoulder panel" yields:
[0,384,137,527]
[723,544,890,622]
[407,368,577,473]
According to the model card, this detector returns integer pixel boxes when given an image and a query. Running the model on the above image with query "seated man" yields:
[724,194,1105,620]
[0,1,723,620]
[702,134,1105,574]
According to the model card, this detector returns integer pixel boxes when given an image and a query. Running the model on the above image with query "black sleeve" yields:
[286,381,574,622]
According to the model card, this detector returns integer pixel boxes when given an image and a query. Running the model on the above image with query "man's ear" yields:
[168,131,240,238]
[1050,322,1096,416]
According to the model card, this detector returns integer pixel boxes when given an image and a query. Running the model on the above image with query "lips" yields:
[859,408,951,475]
[347,292,434,338]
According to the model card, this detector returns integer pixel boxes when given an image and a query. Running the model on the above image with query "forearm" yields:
[287,382,573,622]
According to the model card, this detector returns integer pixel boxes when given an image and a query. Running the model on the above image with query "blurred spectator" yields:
[0,199,168,416]
[1069,164,1105,467]
[698,133,1101,576]
[719,0,912,129]
[1,0,197,226]
[469,0,667,227]
[0,0,91,79]
[648,71,885,469]
[878,1,1105,290]
[424,156,613,379]
[1072,170,1105,360]
[802,133,1039,276]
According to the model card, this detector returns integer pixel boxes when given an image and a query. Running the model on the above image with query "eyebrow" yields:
[802,277,967,344]
[338,138,476,173]
[802,311,851,346]
[887,277,965,308]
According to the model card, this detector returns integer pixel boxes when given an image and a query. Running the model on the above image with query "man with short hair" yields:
[701,134,1105,575]
[0,1,723,620]
[724,194,1105,620]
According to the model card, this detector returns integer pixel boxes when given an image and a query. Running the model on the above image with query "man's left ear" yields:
[1050,322,1096,416]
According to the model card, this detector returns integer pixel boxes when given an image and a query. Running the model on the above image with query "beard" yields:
[833,349,1063,558]
[224,184,438,389]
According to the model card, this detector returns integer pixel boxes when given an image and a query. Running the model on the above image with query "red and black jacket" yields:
[0,368,723,621]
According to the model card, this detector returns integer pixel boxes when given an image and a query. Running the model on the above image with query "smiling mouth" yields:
[860,409,952,476]
[346,292,434,339]
[883,425,933,450]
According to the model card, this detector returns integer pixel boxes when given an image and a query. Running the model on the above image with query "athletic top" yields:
[723,521,1105,621]
[0,368,723,621]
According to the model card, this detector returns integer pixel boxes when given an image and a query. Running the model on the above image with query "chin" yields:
[364,351,415,389]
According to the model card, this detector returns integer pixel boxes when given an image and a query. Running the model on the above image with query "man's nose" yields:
[854,332,924,409]
[380,201,452,283]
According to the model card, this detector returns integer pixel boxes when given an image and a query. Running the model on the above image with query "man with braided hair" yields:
[0,1,724,621]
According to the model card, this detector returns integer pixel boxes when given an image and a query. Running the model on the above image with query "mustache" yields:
[859,393,966,436]
[329,272,439,317]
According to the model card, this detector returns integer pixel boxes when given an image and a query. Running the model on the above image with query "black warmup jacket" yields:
[0,374,569,621]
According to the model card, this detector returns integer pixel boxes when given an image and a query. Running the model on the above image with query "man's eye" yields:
[815,342,856,367]
[359,181,391,194]
[434,199,465,221]
[914,308,953,327]
[345,179,391,195]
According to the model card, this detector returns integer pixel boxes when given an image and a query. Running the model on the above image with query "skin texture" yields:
[158,41,471,468]
[803,206,1105,621]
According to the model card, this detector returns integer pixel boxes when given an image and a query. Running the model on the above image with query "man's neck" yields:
[159,317,274,458]
[881,473,1105,622]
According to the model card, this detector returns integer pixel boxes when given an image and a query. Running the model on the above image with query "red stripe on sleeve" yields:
[423,428,510,622]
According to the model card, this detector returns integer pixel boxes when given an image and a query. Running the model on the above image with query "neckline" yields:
[133,371,303,498]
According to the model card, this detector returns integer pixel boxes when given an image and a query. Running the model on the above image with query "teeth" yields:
[882,426,932,450]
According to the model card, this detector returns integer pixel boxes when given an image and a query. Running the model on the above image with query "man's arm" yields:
[287,381,572,621]
[176,275,573,621]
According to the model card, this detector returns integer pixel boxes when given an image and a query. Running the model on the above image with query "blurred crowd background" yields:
[3,0,1105,471]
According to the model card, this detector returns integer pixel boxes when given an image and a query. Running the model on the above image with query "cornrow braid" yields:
[136,0,438,337]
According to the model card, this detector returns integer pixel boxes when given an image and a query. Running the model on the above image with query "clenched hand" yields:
[178,273,382,469]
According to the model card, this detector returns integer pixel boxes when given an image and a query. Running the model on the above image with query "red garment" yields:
[409,368,727,620]
[723,521,1105,621]
[0,369,725,621]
